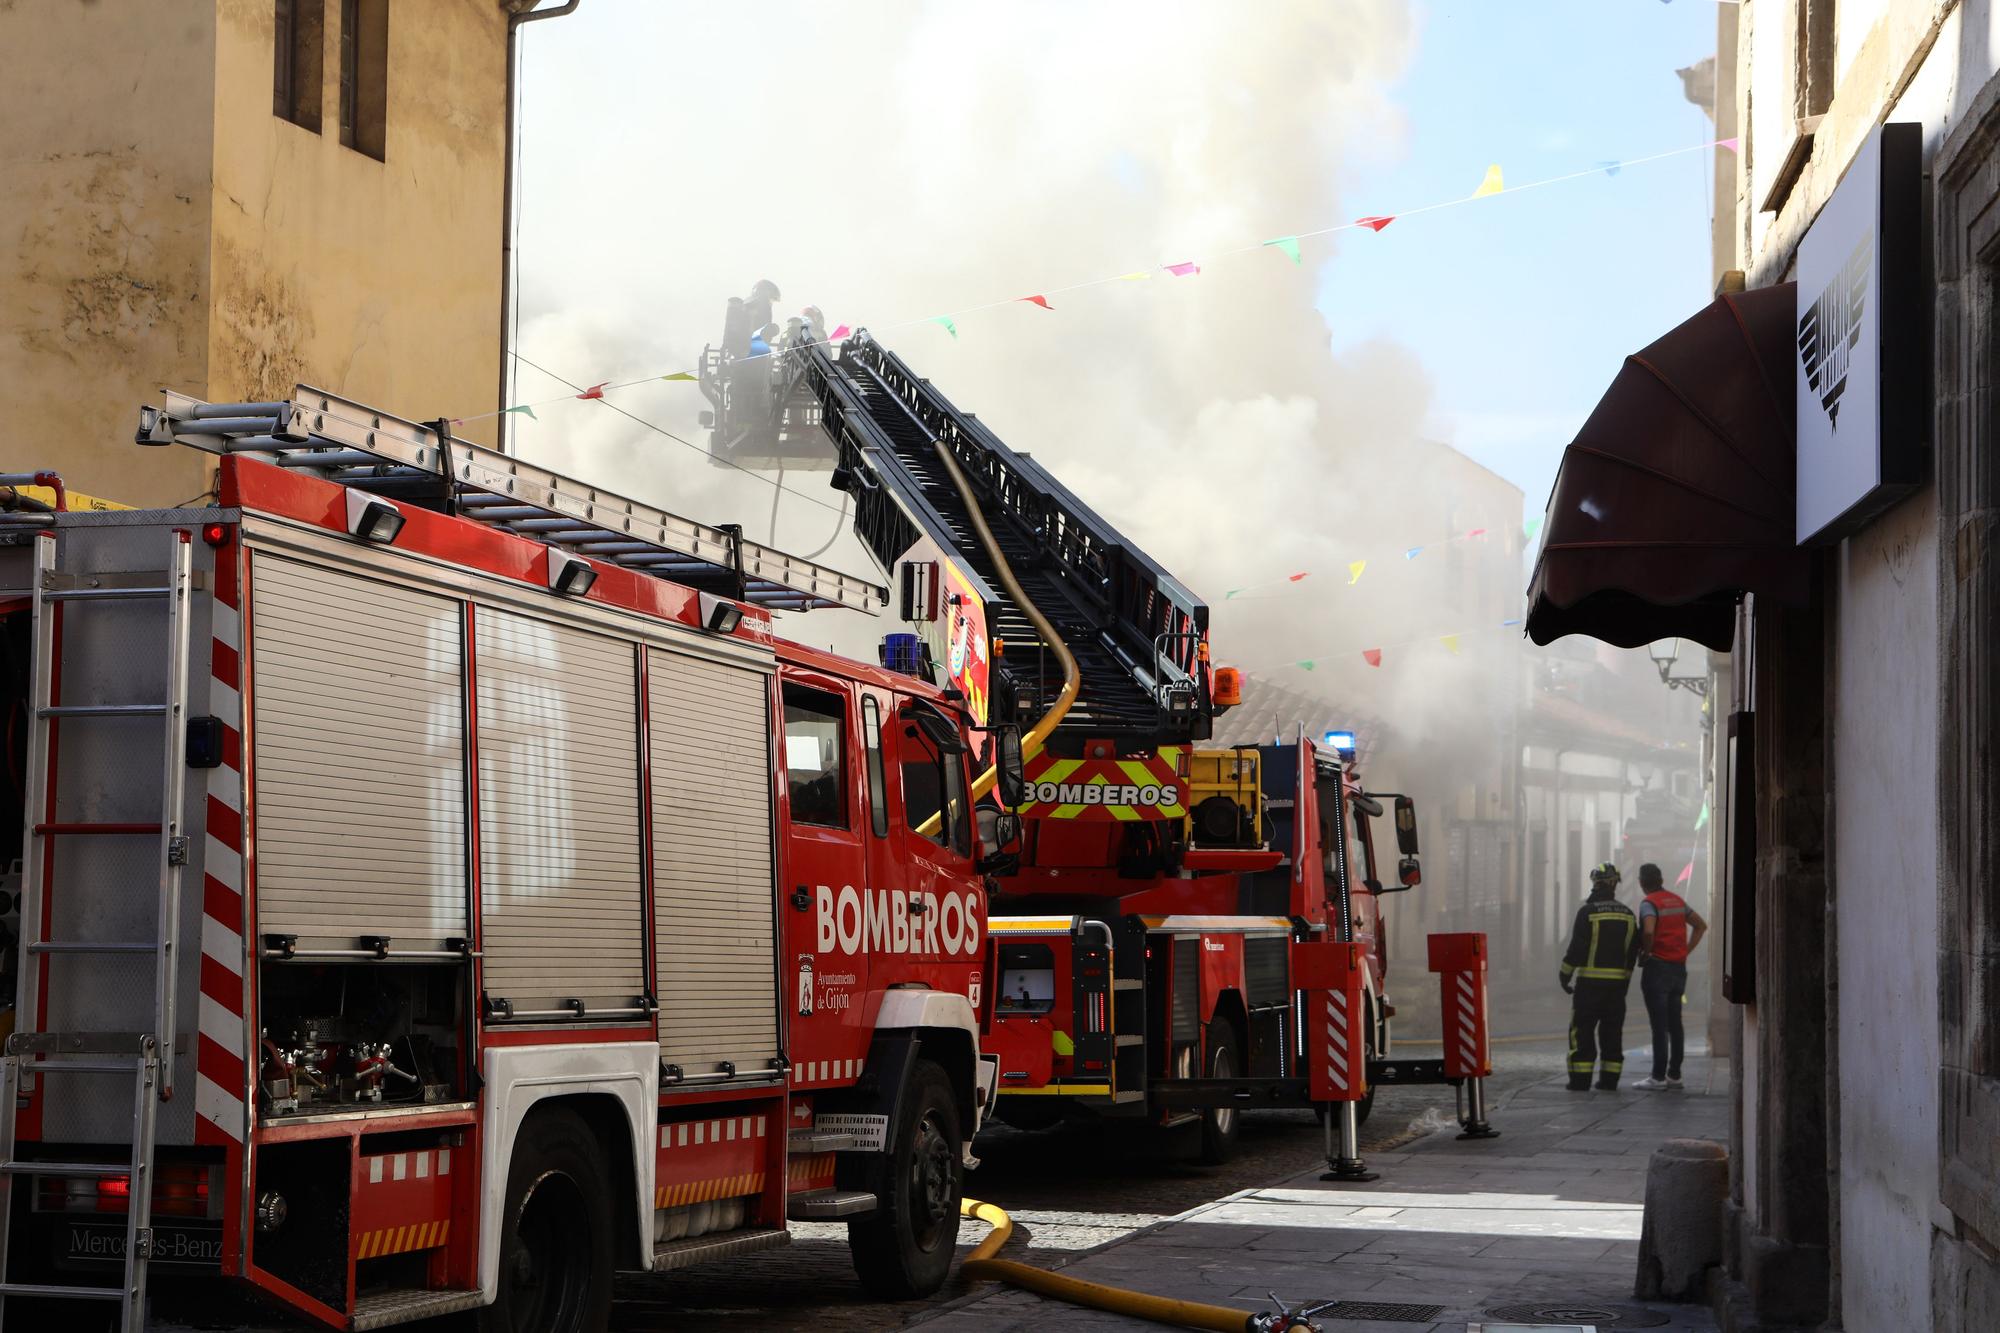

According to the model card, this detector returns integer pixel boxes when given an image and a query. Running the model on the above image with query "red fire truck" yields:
[0,389,1023,1331]
[707,325,1488,1168]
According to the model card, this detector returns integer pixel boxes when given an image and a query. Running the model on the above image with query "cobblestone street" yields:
[609,1054,1554,1331]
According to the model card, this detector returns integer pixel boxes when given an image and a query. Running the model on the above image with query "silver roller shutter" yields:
[649,647,779,1078]
[477,608,646,1014]
[251,556,468,950]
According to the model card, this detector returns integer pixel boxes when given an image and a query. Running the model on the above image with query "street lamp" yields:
[1647,638,1709,697]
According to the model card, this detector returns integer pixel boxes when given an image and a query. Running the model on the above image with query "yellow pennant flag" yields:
[1473,164,1504,198]
[1441,634,1462,654]
[1347,560,1366,585]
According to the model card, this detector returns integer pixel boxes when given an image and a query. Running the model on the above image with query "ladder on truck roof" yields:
[137,385,887,615]
[775,332,1211,748]
[0,529,195,1329]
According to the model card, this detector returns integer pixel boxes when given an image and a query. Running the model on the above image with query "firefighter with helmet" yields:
[1559,862,1640,1091]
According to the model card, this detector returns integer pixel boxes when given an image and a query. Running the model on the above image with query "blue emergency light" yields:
[1324,729,1357,759]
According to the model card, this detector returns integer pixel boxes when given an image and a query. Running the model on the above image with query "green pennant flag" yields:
[1525,516,1543,539]
[1299,660,1315,671]
[504,404,537,421]
[931,315,958,339]
[661,371,697,382]
[1264,236,1302,265]
[1694,799,1710,831]
[1225,589,1242,599]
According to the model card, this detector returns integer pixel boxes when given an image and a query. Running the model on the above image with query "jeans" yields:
[1641,959,1688,1080]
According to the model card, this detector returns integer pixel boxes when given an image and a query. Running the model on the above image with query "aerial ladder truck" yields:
[703,314,1499,1171]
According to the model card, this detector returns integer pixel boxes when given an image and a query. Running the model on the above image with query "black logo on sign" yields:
[1798,229,1872,428]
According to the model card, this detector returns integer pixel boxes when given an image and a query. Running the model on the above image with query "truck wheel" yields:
[848,1059,963,1298]
[1196,1024,1242,1165]
[482,1108,614,1333]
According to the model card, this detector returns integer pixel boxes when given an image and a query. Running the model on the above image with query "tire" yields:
[1196,1023,1243,1165]
[847,1059,964,1299]
[481,1108,614,1333]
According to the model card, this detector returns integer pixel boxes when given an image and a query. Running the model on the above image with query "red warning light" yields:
[201,522,230,548]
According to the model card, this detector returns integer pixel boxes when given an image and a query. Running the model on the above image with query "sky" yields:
[504,0,1721,676]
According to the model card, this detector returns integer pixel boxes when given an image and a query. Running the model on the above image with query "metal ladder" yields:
[0,528,195,1330]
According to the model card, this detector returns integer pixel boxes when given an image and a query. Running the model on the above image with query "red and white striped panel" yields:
[195,564,247,1146]
[792,1057,864,1088]
[656,1113,768,1152]
[1443,969,1492,1079]
[1321,988,1355,1099]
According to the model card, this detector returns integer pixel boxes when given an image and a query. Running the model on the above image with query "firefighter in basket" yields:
[1559,861,1640,1092]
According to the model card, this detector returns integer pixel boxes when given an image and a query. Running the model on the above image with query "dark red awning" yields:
[1526,282,1809,652]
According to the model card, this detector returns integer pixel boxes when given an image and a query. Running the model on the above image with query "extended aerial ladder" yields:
[704,329,1211,751]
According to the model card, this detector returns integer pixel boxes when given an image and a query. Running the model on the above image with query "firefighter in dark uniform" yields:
[1559,862,1640,1091]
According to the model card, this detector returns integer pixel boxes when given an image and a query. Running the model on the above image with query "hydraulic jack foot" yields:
[1320,1101,1379,1181]
[1320,1157,1380,1182]
[1455,1076,1501,1140]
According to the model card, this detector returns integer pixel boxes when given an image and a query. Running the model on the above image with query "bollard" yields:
[1428,932,1500,1139]
[1635,1139,1727,1300]
[1293,939,1377,1181]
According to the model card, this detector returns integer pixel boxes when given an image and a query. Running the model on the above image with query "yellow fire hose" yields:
[916,430,1080,837]
[959,1198,1274,1332]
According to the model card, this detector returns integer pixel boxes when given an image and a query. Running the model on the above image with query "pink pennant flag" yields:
[1362,648,1382,668]
[577,383,607,401]
[1356,215,1396,232]
[1718,137,1739,152]
[1165,261,1200,277]
[1467,527,1487,539]
[1287,572,1310,583]
[1019,294,1053,310]
[1676,861,1695,886]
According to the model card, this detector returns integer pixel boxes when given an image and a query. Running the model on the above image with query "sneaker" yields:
[1665,1076,1684,1089]
[1633,1077,1670,1090]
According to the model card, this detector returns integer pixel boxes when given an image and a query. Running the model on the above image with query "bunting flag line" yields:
[1265,236,1303,264]
[456,136,1734,429]
[1362,648,1383,668]
[1255,614,1534,674]
[1019,294,1054,310]
[1347,560,1366,585]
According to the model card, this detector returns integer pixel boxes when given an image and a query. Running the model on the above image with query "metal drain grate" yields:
[1312,1300,1445,1322]
[1484,1301,1672,1328]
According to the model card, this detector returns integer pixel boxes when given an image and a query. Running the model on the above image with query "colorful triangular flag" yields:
[1718,137,1739,152]
[1596,160,1622,177]
[1501,618,1523,627]
[1441,635,1461,654]
[1019,294,1053,310]
[576,383,607,401]
[1225,589,1242,599]
[661,371,697,382]
[1356,215,1396,232]
[1288,571,1310,583]
[1165,261,1200,277]
[1467,527,1487,539]
[1676,860,1694,886]
[1362,648,1382,668]
[1404,546,1423,560]
[1299,659,1315,671]
[1472,164,1504,198]
[1264,236,1302,264]
[931,315,958,339]
[1694,799,1711,831]
[831,323,851,339]
[1525,517,1543,539]
[1347,560,1366,585]
[504,404,538,420]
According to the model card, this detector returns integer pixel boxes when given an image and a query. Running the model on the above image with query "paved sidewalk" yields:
[921,1054,1727,1332]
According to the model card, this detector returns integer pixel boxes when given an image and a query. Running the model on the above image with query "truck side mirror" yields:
[993,724,1026,809]
[1397,855,1422,888]
[977,809,1023,875]
[1393,795,1420,856]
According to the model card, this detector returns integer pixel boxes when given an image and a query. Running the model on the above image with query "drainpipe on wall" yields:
[499,0,583,455]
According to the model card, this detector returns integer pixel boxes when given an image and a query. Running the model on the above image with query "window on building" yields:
[273,0,325,133]
[782,685,847,829]
[1795,0,1836,120]
[340,0,389,161]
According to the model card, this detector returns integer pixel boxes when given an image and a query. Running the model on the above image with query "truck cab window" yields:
[861,695,889,837]
[899,719,971,857]
[783,684,848,829]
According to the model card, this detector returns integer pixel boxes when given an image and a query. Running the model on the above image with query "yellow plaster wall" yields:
[0,1,219,508]
[208,0,506,446]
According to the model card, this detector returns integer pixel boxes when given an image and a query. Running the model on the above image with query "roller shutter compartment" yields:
[649,647,779,1079]
[250,556,468,950]
[477,608,647,1016]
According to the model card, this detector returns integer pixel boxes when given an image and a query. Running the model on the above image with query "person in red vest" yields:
[1633,862,1708,1090]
